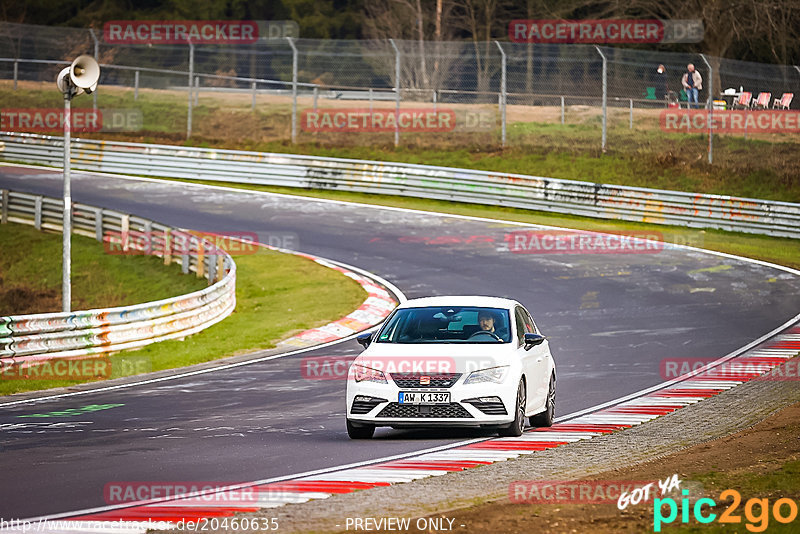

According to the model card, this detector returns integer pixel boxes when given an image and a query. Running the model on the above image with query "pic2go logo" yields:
[653,489,799,532]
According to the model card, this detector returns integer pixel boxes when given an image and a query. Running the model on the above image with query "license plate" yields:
[398,391,450,405]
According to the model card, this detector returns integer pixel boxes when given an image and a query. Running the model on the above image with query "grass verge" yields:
[2,80,799,202]
[0,224,367,396]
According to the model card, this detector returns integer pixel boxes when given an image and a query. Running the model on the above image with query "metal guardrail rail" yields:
[0,188,236,369]
[1,132,799,238]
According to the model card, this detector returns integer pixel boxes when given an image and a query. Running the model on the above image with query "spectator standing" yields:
[681,63,703,109]
[655,64,669,99]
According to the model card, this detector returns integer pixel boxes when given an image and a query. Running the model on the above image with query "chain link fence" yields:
[1,21,799,151]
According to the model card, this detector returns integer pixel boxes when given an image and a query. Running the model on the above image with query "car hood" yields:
[354,342,514,375]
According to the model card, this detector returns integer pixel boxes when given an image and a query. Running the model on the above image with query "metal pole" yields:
[13,59,18,90]
[62,94,72,312]
[495,41,507,147]
[433,90,437,114]
[595,46,607,153]
[134,70,139,100]
[89,29,99,111]
[700,54,713,164]
[194,76,199,106]
[187,43,194,139]
[287,37,298,144]
[252,81,257,110]
[389,39,400,147]
[313,86,318,112]
[629,99,633,129]
[561,96,565,124]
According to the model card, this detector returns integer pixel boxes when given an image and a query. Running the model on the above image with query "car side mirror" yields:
[356,333,373,349]
[524,333,546,350]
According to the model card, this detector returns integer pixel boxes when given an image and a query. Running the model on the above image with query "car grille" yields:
[350,396,387,415]
[391,373,462,388]
[464,398,508,415]
[376,403,473,419]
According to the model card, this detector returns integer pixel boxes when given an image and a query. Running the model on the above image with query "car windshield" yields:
[375,306,512,344]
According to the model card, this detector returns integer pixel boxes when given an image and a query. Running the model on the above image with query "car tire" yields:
[498,379,526,437]
[346,419,375,439]
[530,374,555,428]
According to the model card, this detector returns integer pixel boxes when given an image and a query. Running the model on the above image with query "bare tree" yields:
[450,0,511,99]
[363,0,458,93]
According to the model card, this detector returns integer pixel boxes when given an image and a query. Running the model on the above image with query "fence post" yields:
[313,86,318,112]
[13,59,18,90]
[134,70,139,100]
[287,37,298,144]
[700,54,713,164]
[89,29,99,112]
[595,46,607,153]
[164,228,172,265]
[389,39,401,147]
[433,89,437,114]
[561,96,565,124]
[0,190,7,224]
[495,41,507,147]
[1,189,8,224]
[194,76,199,106]
[34,196,42,230]
[94,207,103,241]
[187,42,194,139]
[251,81,257,110]
[629,99,633,129]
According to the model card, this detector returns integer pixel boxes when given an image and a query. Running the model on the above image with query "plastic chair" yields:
[733,92,752,109]
[752,92,771,109]
[773,93,793,110]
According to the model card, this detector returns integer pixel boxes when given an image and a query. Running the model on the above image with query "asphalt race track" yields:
[1,164,798,519]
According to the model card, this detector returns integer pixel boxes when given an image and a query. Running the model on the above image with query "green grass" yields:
[2,80,800,202]
[161,179,800,271]
[0,224,367,396]
[0,222,206,313]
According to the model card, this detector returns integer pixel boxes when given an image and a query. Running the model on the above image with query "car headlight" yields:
[464,366,509,384]
[351,364,387,384]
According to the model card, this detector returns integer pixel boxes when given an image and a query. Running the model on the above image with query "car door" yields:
[518,306,551,412]
[514,306,538,414]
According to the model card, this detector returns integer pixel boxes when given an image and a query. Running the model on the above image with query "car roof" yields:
[397,296,521,310]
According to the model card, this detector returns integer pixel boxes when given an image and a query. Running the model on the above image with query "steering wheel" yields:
[469,330,502,341]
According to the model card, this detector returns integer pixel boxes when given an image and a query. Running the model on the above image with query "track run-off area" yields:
[0,163,798,523]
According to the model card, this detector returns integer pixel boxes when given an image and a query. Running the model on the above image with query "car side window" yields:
[522,309,537,334]
[514,307,527,347]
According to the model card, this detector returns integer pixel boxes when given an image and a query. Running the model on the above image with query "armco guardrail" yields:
[1,132,799,238]
[0,189,236,369]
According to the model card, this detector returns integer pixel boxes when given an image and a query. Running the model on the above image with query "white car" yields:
[345,296,556,439]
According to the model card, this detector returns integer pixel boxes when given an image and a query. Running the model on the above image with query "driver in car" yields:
[478,310,497,333]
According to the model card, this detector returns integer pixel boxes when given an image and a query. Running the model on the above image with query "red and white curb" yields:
[7,324,798,533]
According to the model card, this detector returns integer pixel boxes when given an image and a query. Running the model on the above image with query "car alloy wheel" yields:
[498,379,526,437]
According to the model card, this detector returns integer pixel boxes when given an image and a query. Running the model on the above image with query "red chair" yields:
[773,93,793,110]
[752,92,771,109]
[732,92,752,109]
